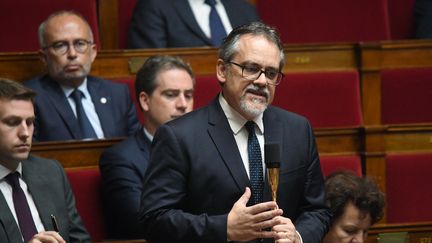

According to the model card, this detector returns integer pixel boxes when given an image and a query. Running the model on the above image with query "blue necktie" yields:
[205,0,227,46]
[71,89,97,139]
[5,172,38,242]
[245,121,264,205]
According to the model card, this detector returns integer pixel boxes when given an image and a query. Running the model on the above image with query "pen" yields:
[51,214,59,232]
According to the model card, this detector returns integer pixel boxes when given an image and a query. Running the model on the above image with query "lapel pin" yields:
[100,97,107,104]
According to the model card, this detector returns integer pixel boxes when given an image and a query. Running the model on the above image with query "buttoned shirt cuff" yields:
[296,231,303,243]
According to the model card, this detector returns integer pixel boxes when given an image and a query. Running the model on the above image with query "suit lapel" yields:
[263,108,284,202]
[0,192,22,242]
[222,0,242,27]
[207,100,250,193]
[42,76,81,139]
[21,159,56,232]
[87,77,114,137]
[173,0,213,45]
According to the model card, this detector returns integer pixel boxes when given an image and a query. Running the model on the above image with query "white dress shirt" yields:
[0,163,46,239]
[61,78,105,139]
[188,0,234,39]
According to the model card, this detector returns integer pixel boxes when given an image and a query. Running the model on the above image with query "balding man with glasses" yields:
[25,11,140,141]
[139,22,331,243]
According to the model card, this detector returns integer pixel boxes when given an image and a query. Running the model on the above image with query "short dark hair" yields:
[0,78,36,102]
[218,21,285,70]
[325,171,385,225]
[135,55,195,103]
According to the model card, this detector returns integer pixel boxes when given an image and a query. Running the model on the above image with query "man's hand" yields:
[28,231,66,243]
[273,216,301,243]
[227,187,283,242]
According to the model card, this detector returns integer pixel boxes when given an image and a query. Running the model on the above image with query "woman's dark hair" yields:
[325,171,385,225]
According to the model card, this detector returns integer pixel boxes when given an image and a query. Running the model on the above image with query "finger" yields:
[248,201,279,215]
[236,187,251,206]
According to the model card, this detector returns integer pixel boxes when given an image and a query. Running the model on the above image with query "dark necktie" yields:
[245,121,264,205]
[70,89,97,139]
[204,0,227,46]
[5,172,38,242]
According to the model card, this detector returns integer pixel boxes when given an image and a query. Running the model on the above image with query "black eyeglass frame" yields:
[42,39,93,55]
[226,61,284,86]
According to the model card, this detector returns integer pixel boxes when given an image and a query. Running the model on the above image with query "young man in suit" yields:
[25,11,140,141]
[127,0,259,48]
[0,78,90,243]
[99,55,195,239]
[139,22,331,243]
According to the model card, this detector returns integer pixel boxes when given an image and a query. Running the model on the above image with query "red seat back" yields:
[387,0,415,39]
[112,78,144,124]
[194,75,220,109]
[381,68,432,124]
[0,0,99,52]
[386,153,432,223]
[66,168,106,242]
[272,71,363,128]
[118,0,137,49]
[320,155,362,177]
[256,0,390,43]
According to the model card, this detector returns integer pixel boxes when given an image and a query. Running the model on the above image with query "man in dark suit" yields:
[99,55,195,239]
[414,0,432,39]
[0,78,90,243]
[139,22,331,243]
[127,0,259,48]
[25,11,140,141]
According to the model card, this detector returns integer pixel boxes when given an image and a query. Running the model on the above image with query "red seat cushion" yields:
[66,168,106,242]
[0,0,99,52]
[381,68,432,124]
[272,71,363,128]
[256,0,390,43]
[386,153,432,223]
[320,155,362,177]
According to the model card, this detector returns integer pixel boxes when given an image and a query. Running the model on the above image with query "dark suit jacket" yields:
[139,98,331,243]
[414,0,432,38]
[0,155,90,243]
[127,0,259,48]
[24,75,140,141]
[99,130,151,239]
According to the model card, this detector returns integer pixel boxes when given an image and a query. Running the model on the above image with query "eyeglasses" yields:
[227,61,284,86]
[42,39,93,55]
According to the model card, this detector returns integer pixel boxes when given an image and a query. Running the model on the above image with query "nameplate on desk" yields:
[378,232,408,243]
[129,57,149,74]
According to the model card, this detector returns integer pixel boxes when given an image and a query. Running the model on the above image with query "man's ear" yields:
[216,59,227,84]
[38,49,48,66]
[139,91,150,112]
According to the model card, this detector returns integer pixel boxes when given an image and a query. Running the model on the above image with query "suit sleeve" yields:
[57,162,92,242]
[294,122,331,242]
[99,147,145,238]
[127,0,168,48]
[139,125,227,242]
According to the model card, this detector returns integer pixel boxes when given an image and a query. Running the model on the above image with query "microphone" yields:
[265,143,280,202]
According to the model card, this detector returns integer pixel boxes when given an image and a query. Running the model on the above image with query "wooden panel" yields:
[315,128,362,155]
[367,222,432,243]
[98,0,119,50]
[31,138,123,168]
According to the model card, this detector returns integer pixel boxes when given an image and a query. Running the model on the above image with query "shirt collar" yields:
[218,93,264,135]
[61,78,90,99]
[0,162,23,181]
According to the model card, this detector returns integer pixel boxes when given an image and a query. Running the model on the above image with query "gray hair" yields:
[218,21,285,70]
[38,10,94,47]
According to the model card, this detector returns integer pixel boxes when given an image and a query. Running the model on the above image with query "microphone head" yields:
[265,143,281,168]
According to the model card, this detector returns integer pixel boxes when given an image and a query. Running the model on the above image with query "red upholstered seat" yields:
[0,0,99,52]
[272,71,363,128]
[194,75,220,109]
[66,168,106,242]
[381,68,432,124]
[387,0,415,40]
[118,0,137,48]
[256,0,390,43]
[320,155,362,177]
[386,153,432,223]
